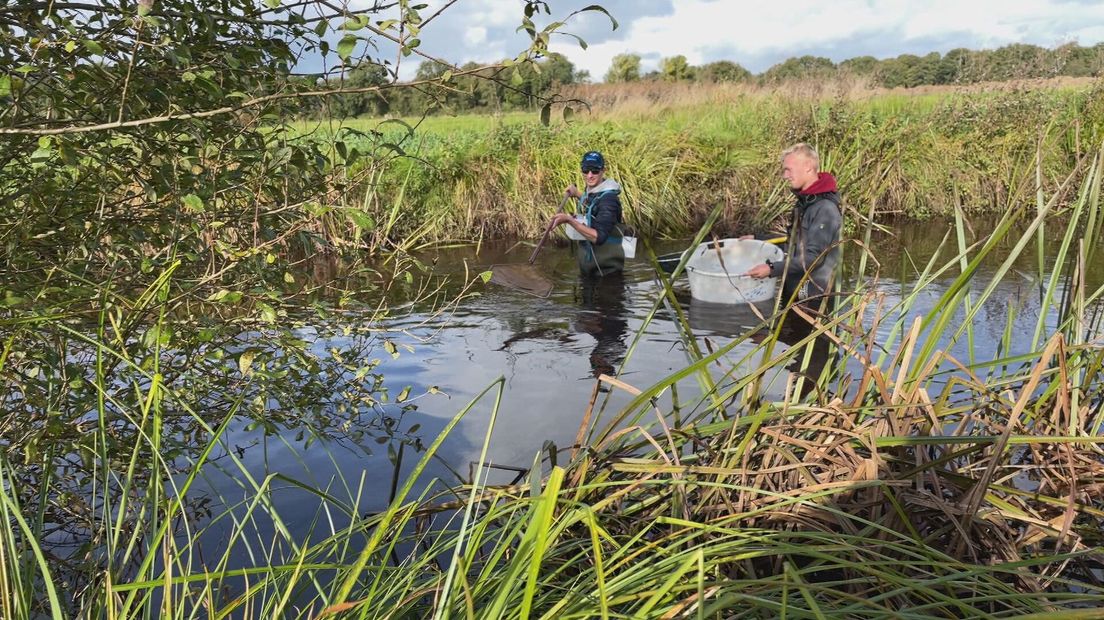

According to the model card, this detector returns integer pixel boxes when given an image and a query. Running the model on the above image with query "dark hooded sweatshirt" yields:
[767,172,841,299]
[575,178,625,276]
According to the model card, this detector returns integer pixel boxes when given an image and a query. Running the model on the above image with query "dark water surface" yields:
[199,222,1104,556]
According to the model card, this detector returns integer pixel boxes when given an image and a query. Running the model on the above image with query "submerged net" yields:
[488,264,554,298]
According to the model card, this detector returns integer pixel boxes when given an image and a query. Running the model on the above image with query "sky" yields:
[345,0,1104,81]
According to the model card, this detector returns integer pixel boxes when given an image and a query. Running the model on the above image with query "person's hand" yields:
[738,234,754,240]
[550,212,574,227]
[746,263,771,279]
[564,184,580,199]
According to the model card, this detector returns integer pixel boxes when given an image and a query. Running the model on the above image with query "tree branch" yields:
[0,66,499,135]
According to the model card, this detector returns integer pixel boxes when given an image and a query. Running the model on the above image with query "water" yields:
[196,223,1103,564]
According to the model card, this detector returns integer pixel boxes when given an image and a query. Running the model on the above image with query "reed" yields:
[3,135,1102,619]
[323,80,1103,251]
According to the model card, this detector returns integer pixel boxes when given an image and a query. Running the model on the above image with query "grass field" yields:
[299,79,1103,251]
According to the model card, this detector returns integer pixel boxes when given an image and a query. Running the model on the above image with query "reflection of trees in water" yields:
[574,274,629,379]
[1,310,429,612]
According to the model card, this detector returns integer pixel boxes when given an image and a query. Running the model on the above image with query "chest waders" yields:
[576,190,625,277]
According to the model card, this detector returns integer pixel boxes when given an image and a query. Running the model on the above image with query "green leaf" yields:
[337,34,358,61]
[579,5,619,30]
[83,39,104,55]
[257,302,276,323]
[313,18,328,37]
[396,386,411,403]
[347,209,376,230]
[142,325,170,348]
[479,270,493,283]
[384,340,398,359]
[64,40,77,53]
[284,271,295,284]
[239,350,256,377]
[181,71,196,82]
[264,0,280,8]
[0,76,9,97]
[540,102,551,127]
[181,193,205,213]
[342,16,368,31]
[563,105,575,122]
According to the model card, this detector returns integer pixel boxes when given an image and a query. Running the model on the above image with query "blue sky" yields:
[338,0,1104,81]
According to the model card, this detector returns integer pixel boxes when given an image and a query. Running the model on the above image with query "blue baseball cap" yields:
[580,151,605,169]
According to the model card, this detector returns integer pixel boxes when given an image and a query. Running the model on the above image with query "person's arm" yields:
[768,200,840,278]
[587,193,621,245]
[550,212,598,243]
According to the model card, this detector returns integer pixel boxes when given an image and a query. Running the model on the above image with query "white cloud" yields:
[547,0,1104,80]
[334,0,1104,81]
[464,25,488,47]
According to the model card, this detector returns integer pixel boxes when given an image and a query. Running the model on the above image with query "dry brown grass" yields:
[556,76,1100,117]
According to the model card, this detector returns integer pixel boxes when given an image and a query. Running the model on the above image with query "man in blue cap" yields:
[549,150,627,276]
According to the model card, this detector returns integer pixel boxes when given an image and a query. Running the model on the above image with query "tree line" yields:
[317,41,1104,119]
[303,53,586,119]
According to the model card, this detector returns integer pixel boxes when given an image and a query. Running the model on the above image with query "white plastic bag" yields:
[621,236,637,259]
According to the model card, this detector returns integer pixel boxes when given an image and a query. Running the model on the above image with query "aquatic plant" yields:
[3,140,1101,619]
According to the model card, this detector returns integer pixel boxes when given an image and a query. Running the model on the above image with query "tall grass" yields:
[4,131,1103,618]
[318,79,1104,251]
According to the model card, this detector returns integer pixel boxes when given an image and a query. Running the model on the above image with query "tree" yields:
[1054,43,1095,77]
[328,63,392,118]
[940,48,974,83]
[988,43,1050,80]
[605,53,642,83]
[0,2,616,611]
[698,60,752,83]
[839,56,878,76]
[761,55,836,83]
[660,55,695,81]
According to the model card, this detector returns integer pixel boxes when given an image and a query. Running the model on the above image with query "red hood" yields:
[797,172,838,195]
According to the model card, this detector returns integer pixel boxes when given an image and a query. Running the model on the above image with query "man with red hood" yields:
[746,143,841,305]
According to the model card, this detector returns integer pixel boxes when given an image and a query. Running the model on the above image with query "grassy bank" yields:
[4,138,1103,617]
[301,79,1104,250]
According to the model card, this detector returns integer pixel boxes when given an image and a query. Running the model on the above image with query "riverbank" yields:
[301,79,1103,249]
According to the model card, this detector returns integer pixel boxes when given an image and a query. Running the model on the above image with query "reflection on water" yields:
[574,273,628,378]
[195,225,1104,572]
